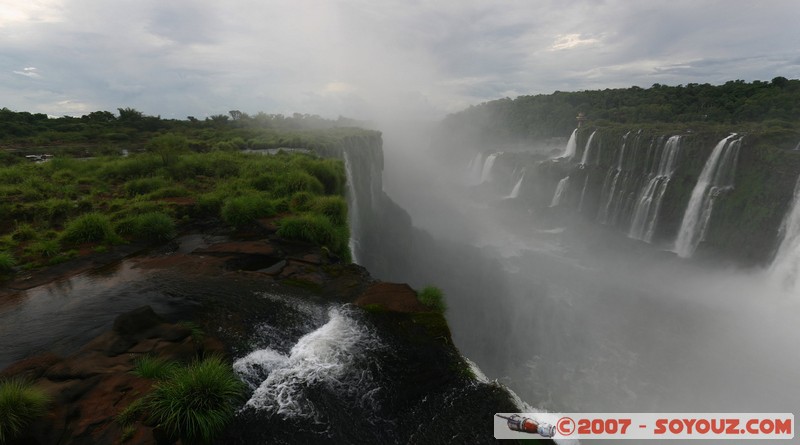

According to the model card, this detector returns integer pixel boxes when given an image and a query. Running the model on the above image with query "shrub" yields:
[221,194,276,227]
[0,379,50,443]
[125,177,168,196]
[417,286,446,313]
[132,356,179,380]
[0,252,15,272]
[277,213,349,260]
[28,239,60,258]
[61,212,117,244]
[146,356,244,443]
[289,191,314,212]
[129,212,176,242]
[273,171,325,197]
[11,224,37,242]
[311,196,348,225]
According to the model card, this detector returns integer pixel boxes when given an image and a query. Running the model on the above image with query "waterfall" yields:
[769,176,800,291]
[597,132,630,224]
[504,171,525,199]
[343,152,360,264]
[579,130,597,166]
[628,135,682,242]
[560,129,578,159]
[235,307,383,419]
[674,135,742,258]
[480,153,500,183]
[549,176,570,207]
[578,174,590,212]
[467,152,483,185]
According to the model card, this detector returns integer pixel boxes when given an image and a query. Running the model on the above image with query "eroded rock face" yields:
[1,306,224,445]
[355,282,430,313]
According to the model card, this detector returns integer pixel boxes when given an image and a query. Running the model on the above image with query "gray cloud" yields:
[0,0,798,119]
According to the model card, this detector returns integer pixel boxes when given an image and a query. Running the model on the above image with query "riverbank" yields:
[0,219,540,444]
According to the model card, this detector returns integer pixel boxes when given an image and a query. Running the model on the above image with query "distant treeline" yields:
[0,107,367,149]
[437,78,800,147]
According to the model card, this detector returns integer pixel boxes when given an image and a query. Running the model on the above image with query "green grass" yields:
[221,193,276,227]
[119,212,176,242]
[311,195,348,225]
[115,397,147,426]
[0,252,15,272]
[417,286,447,313]
[131,356,179,380]
[27,239,60,258]
[277,213,350,260]
[178,321,205,344]
[125,177,168,196]
[0,379,51,443]
[61,212,117,244]
[146,356,244,443]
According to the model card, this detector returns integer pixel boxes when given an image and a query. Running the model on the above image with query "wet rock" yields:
[113,306,163,337]
[355,282,430,313]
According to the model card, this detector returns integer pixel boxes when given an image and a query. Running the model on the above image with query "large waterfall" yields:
[579,130,597,166]
[343,152,360,264]
[628,135,682,242]
[560,129,578,159]
[674,134,742,258]
[549,176,570,207]
[505,171,525,199]
[597,131,632,224]
[480,153,500,183]
[769,175,800,290]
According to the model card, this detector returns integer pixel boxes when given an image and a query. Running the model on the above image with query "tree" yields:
[149,133,188,166]
[117,107,144,122]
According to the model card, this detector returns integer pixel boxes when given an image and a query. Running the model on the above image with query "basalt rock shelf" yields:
[0,221,541,445]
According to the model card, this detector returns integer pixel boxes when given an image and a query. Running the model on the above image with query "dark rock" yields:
[112,306,163,337]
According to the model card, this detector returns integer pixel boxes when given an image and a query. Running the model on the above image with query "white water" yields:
[343,152,360,263]
[561,129,578,159]
[577,175,590,212]
[674,135,741,258]
[628,135,682,242]
[466,152,484,185]
[235,307,383,419]
[579,130,597,166]
[504,172,525,199]
[480,153,500,183]
[549,176,570,207]
[769,175,800,291]
[597,132,630,224]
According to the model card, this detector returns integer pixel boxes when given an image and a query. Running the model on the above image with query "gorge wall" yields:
[471,126,800,266]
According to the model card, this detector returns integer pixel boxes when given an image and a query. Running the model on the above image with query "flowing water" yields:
[560,129,578,159]
[628,135,682,242]
[769,175,800,291]
[578,130,597,166]
[480,152,500,183]
[549,176,570,207]
[674,135,742,258]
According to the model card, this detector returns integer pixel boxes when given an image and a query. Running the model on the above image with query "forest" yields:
[437,78,800,147]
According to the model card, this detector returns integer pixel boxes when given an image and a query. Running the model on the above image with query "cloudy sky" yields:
[2,0,799,120]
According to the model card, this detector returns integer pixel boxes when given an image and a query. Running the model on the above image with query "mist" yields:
[364,118,800,444]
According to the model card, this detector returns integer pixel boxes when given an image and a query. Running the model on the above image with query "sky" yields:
[1,0,800,120]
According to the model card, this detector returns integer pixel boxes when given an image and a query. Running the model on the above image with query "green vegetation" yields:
[131,355,179,380]
[278,213,350,261]
[438,78,800,147]
[61,212,118,244]
[417,286,447,313]
[146,356,245,443]
[0,379,50,444]
[0,107,370,275]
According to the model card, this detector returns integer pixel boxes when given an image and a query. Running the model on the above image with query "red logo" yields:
[558,417,576,436]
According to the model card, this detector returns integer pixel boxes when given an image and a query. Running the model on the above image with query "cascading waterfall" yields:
[628,135,682,242]
[480,153,500,183]
[343,152,360,264]
[504,171,526,199]
[234,306,383,419]
[560,129,578,159]
[597,132,631,224]
[466,152,484,185]
[579,130,597,166]
[549,176,570,207]
[769,175,800,291]
[674,135,742,258]
[577,174,590,212]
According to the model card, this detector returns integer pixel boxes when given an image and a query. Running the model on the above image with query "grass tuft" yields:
[221,194,276,227]
[146,356,245,443]
[277,213,350,261]
[417,286,447,313]
[131,356,179,380]
[0,379,51,443]
[61,212,117,244]
[0,252,15,272]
